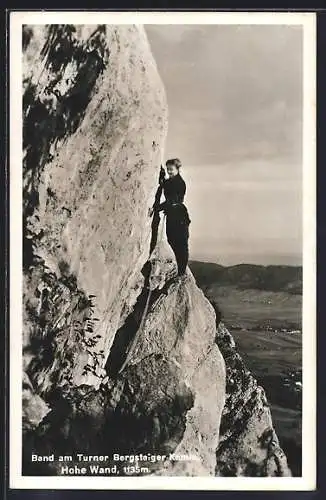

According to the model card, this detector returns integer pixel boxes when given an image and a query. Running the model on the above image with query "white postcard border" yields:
[9,10,316,491]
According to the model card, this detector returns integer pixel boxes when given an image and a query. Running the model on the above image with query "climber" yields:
[149,158,191,277]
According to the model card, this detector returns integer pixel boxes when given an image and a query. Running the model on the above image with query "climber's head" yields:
[166,158,181,178]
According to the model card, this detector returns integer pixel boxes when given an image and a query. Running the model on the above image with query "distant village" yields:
[230,324,301,334]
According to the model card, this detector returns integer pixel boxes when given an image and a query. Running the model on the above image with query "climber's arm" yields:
[148,169,166,217]
[155,167,166,209]
[148,198,170,216]
[148,185,165,217]
[154,184,164,207]
[157,200,167,212]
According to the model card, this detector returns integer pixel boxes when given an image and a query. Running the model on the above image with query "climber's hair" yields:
[166,158,182,170]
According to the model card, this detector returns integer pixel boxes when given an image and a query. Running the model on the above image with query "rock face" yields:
[22,24,291,478]
[214,319,291,477]
[23,24,168,390]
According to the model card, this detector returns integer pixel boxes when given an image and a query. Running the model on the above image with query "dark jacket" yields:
[158,173,191,226]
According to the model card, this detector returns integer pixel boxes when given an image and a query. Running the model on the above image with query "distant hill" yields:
[189,260,302,295]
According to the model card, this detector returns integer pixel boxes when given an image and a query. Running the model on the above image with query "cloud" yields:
[145,24,303,264]
[146,24,303,165]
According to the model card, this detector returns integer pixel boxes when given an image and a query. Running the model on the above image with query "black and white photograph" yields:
[10,11,316,490]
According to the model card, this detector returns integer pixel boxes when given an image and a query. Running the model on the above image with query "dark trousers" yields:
[166,221,189,276]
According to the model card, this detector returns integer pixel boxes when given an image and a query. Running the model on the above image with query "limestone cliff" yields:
[22,24,291,478]
[214,321,290,476]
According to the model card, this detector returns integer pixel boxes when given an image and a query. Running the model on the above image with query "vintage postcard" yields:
[9,10,316,490]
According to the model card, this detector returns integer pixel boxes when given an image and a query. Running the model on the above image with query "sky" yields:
[145,24,303,266]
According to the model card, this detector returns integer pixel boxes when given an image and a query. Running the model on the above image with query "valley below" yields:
[189,261,302,476]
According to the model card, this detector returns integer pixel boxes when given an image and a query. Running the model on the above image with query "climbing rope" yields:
[118,213,166,374]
